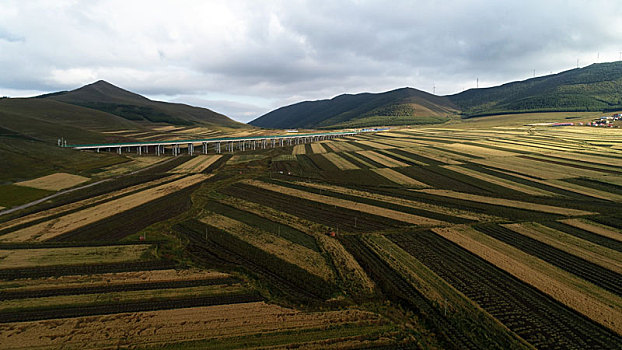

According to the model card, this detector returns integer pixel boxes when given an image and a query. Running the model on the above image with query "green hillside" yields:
[249,87,458,129]
[45,80,246,128]
[0,98,137,144]
[450,61,622,117]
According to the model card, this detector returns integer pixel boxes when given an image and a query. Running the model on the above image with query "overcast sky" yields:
[1,0,622,122]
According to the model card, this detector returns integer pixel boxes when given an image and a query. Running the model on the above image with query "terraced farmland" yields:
[1,119,622,348]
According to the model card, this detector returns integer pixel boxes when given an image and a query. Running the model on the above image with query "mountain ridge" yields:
[44,80,245,127]
[250,87,458,129]
[250,61,622,128]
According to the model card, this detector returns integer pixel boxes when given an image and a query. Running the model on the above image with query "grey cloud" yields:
[1,0,622,121]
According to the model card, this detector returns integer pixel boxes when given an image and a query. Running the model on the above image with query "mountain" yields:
[43,80,244,128]
[450,61,622,117]
[249,87,458,129]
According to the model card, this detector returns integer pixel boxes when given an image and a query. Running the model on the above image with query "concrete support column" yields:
[188,143,193,156]
[137,146,142,155]
[203,142,207,154]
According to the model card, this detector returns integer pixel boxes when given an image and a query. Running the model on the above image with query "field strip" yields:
[379,149,427,165]
[169,155,222,173]
[431,226,622,334]
[0,284,244,313]
[502,222,622,274]
[294,181,498,221]
[357,151,409,168]
[560,219,622,242]
[524,154,622,173]
[310,143,327,154]
[343,152,377,168]
[326,141,363,152]
[0,245,150,269]
[0,175,182,232]
[538,151,622,168]
[322,152,359,170]
[102,129,139,134]
[493,170,622,201]
[593,174,622,187]
[0,174,210,242]
[200,213,333,281]
[371,168,428,187]
[244,180,444,227]
[319,142,339,152]
[0,302,382,349]
[373,138,427,149]
[546,179,622,201]
[0,285,247,315]
[488,139,587,152]
[400,147,468,164]
[292,144,306,155]
[443,143,518,158]
[352,140,395,149]
[365,234,469,304]
[415,189,595,216]
[472,156,607,180]
[0,269,229,291]
[95,156,167,177]
[363,234,526,346]
[216,196,376,295]
[15,173,90,191]
[442,165,556,196]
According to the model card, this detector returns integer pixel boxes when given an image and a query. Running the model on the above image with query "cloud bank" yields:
[1,0,621,121]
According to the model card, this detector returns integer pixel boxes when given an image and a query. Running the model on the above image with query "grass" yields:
[0,185,54,208]
[0,245,152,269]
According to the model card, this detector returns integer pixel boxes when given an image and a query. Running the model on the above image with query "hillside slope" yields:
[45,80,246,128]
[450,61,622,117]
[250,87,458,129]
[0,98,139,144]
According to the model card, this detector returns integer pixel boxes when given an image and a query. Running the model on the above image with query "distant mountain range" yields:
[251,61,622,128]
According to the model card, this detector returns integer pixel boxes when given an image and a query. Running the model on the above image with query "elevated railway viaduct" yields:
[65,131,360,156]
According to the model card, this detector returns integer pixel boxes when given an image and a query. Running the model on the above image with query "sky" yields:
[1,1,622,122]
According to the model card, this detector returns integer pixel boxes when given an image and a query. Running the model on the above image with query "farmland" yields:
[1,115,622,348]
